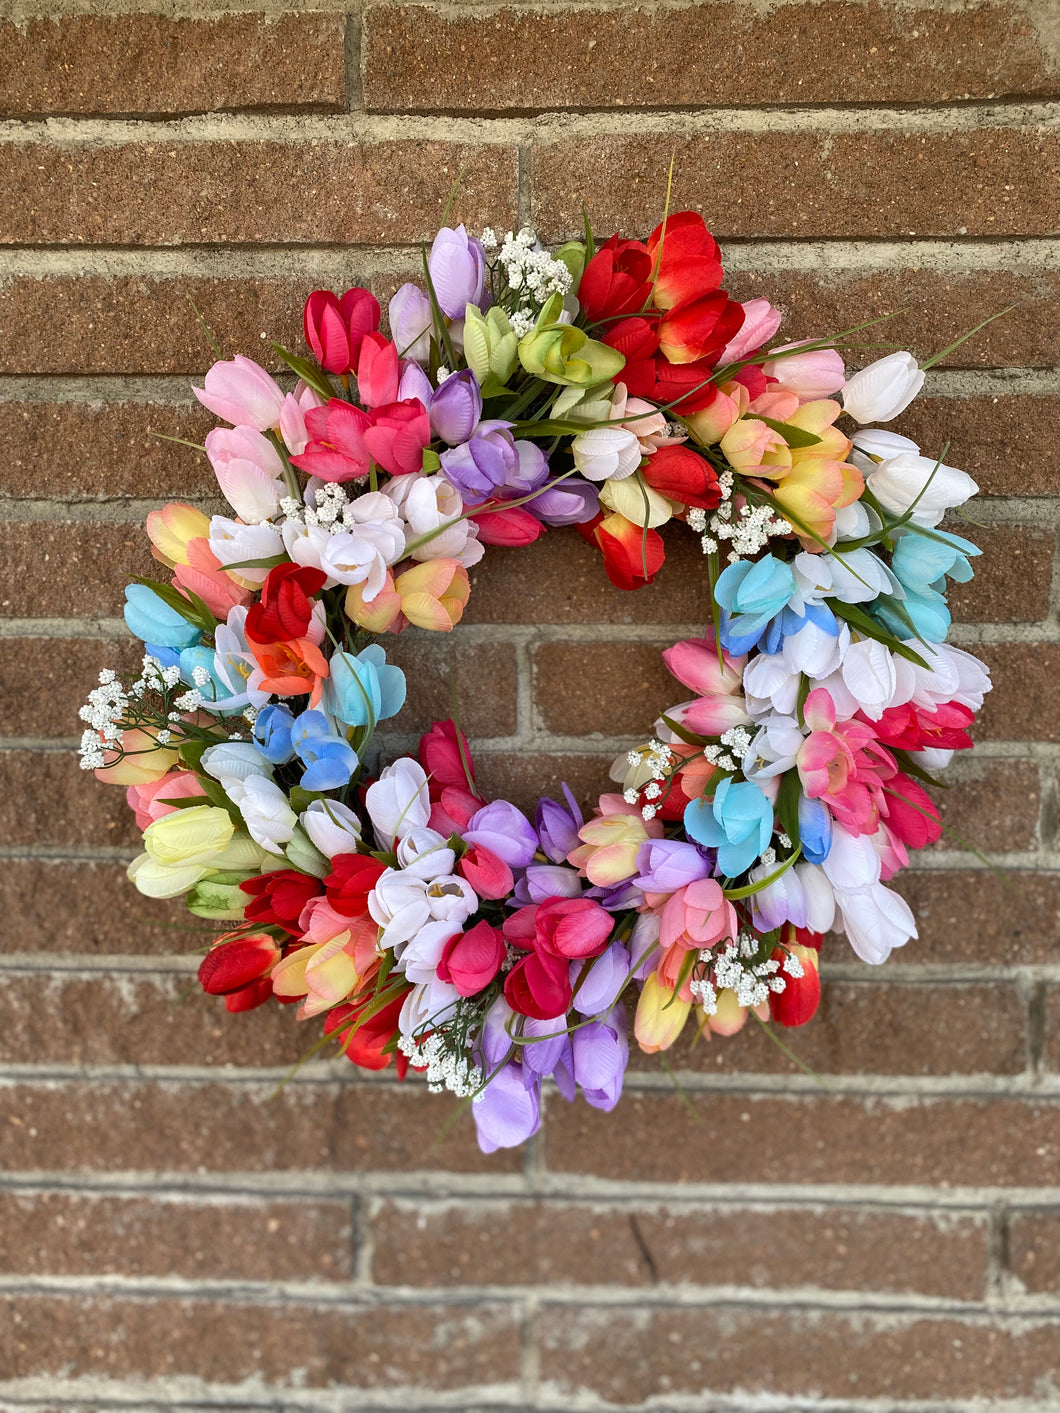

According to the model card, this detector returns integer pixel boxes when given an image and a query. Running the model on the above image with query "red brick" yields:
[1007,1208,1060,1293]
[0,520,156,619]
[0,859,206,957]
[534,640,675,738]
[0,14,347,117]
[538,1304,1060,1403]
[371,1197,988,1299]
[382,637,518,740]
[0,401,217,499]
[1037,987,1060,1073]
[0,636,141,738]
[475,749,613,817]
[2,267,1054,376]
[644,980,1027,1076]
[0,972,315,1069]
[543,1091,1060,1187]
[366,2,1060,111]
[932,757,1040,854]
[0,1293,519,1388]
[894,394,1060,498]
[0,750,140,849]
[0,1079,518,1175]
[0,1190,353,1281]
[465,522,711,627]
[973,642,1060,742]
[891,870,1060,965]
[0,140,516,246]
[948,524,1054,624]
[533,129,1060,241]
[726,266,1060,370]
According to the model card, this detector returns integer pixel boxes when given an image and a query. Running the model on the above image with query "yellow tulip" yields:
[635,972,692,1053]
[143,805,235,868]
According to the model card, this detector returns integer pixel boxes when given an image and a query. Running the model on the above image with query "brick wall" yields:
[1,1,1059,1407]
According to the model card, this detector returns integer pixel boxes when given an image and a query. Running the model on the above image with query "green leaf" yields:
[287,786,320,814]
[270,342,335,401]
[217,554,287,572]
[757,415,823,449]
[478,373,517,400]
[129,576,213,633]
[828,599,930,668]
[724,846,801,901]
[777,769,801,847]
[582,203,595,266]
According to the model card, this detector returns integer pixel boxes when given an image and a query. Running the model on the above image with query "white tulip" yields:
[866,452,978,527]
[301,798,363,858]
[226,776,297,855]
[571,426,642,482]
[842,352,924,423]
[365,757,430,850]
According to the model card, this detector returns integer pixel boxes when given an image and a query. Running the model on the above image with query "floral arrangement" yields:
[80,208,990,1150]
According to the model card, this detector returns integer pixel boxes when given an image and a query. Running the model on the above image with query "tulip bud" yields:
[463,305,520,386]
[768,944,821,1027]
[303,288,380,375]
[389,282,433,364]
[143,804,236,868]
[763,342,846,402]
[429,369,483,446]
[719,298,783,363]
[428,225,487,319]
[192,356,285,432]
[634,972,691,1053]
[841,351,924,423]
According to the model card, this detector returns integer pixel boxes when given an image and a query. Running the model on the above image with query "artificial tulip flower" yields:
[303,287,380,374]
[428,224,487,318]
[577,235,654,323]
[437,920,506,996]
[763,343,847,401]
[193,356,285,432]
[569,796,663,885]
[94,727,180,786]
[198,931,281,1013]
[394,558,470,631]
[389,282,434,363]
[642,444,722,510]
[646,211,723,310]
[362,399,432,477]
[719,298,783,363]
[842,351,924,423]
[146,502,211,567]
[355,333,402,408]
[657,289,744,366]
[599,474,675,529]
[578,511,666,591]
[634,972,692,1052]
[470,503,546,546]
[519,295,627,387]
[291,399,372,482]
[204,427,287,524]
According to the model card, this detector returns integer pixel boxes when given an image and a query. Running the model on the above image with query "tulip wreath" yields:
[79,209,992,1149]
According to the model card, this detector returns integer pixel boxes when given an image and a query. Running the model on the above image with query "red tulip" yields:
[504,948,572,1020]
[621,355,722,414]
[325,988,411,1074]
[198,931,281,1013]
[534,895,613,959]
[471,502,546,546]
[325,854,388,917]
[578,510,665,591]
[355,332,401,408]
[646,211,724,310]
[304,288,380,374]
[244,563,326,645]
[768,944,821,1027]
[643,444,722,510]
[458,843,514,900]
[420,719,480,797]
[240,870,322,933]
[437,919,506,996]
[602,316,660,363]
[882,773,942,850]
[578,235,654,323]
[429,784,481,835]
[658,290,745,366]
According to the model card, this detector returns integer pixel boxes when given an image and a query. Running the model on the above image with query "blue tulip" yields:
[254,703,297,764]
[177,645,238,713]
[684,777,774,878]
[290,710,359,792]
[124,584,201,650]
[797,793,833,864]
[715,556,797,655]
[324,645,406,729]
[891,526,979,597]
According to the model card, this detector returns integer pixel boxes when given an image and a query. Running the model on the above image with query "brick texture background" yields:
[1,1,1058,1409]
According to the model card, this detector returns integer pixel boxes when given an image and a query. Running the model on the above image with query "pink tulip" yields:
[291,400,372,483]
[763,342,846,402]
[173,538,252,619]
[279,381,326,457]
[304,288,380,374]
[205,426,286,524]
[362,399,431,477]
[193,356,285,432]
[437,920,506,996]
[126,770,205,831]
[534,896,614,960]
[663,637,745,698]
[355,332,402,408]
[458,844,514,900]
[719,298,783,363]
[659,877,737,952]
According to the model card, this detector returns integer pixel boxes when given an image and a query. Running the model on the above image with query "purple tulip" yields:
[629,913,661,981]
[463,799,539,868]
[430,369,482,446]
[472,1061,541,1152]
[529,478,601,527]
[513,863,583,906]
[571,942,631,1018]
[389,282,433,363]
[536,784,584,863]
[497,440,549,497]
[633,839,713,893]
[440,421,518,506]
[428,225,487,319]
[587,879,645,912]
[520,1013,568,1078]
[572,1010,628,1112]
[397,361,433,406]
[478,996,517,1073]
